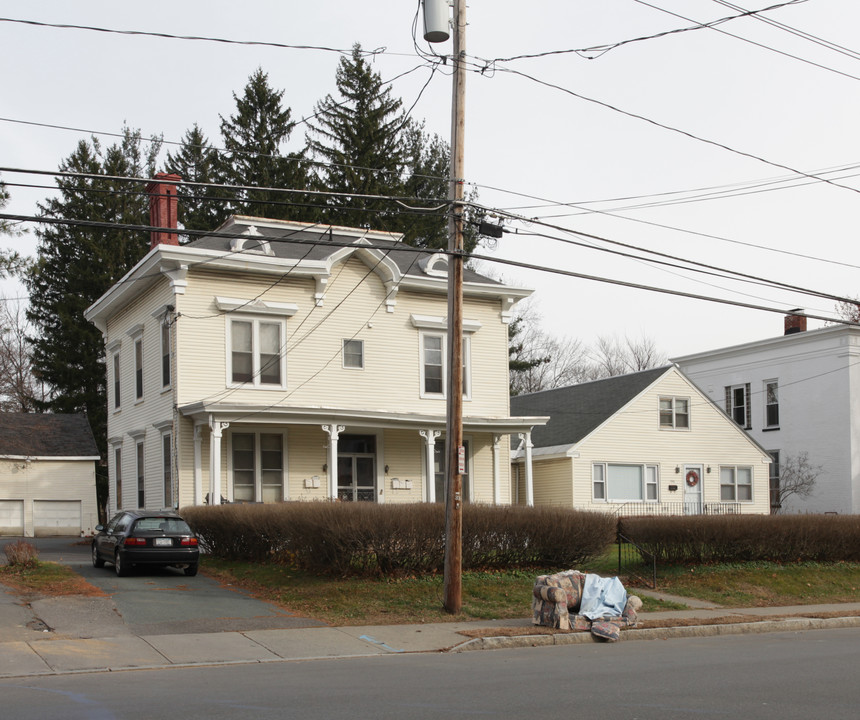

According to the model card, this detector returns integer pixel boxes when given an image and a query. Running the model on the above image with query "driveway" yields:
[2,536,324,637]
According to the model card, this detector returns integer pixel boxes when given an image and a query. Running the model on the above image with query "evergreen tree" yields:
[218,68,311,222]
[306,43,408,231]
[25,127,161,513]
[1,176,28,278]
[164,124,226,235]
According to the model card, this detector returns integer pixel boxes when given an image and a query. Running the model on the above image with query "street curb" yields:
[449,615,860,652]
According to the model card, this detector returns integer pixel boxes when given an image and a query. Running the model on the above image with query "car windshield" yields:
[133,518,193,534]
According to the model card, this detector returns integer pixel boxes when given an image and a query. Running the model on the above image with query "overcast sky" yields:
[2,0,859,358]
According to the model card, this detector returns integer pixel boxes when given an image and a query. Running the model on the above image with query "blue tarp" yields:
[579,574,628,620]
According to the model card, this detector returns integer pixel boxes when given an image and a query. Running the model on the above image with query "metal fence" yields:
[616,532,657,589]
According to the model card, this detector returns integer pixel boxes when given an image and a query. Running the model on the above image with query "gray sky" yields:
[2,0,859,357]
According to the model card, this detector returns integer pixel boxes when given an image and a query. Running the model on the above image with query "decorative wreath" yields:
[685,470,700,488]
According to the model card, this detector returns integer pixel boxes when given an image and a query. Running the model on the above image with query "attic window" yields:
[419,253,449,277]
[229,226,274,256]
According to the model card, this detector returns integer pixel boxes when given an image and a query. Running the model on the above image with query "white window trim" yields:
[215,296,298,316]
[112,351,122,412]
[160,321,171,391]
[135,439,145,510]
[719,465,754,503]
[659,396,690,431]
[592,462,660,503]
[226,315,288,389]
[728,384,750,428]
[161,430,173,509]
[764,379,779,428]
[133,337,144,403]
[113,445,123,512]
[418,331,472,401]
[342,338,365,370]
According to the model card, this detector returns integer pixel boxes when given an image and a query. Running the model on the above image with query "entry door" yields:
[337,455,375,501]
[683,464,703,515]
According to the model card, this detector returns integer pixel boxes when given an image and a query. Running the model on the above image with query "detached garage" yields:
[0,414,99,537]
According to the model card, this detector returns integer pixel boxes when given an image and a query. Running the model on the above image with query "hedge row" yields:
[181,502,616,576]
[619,514,860,564]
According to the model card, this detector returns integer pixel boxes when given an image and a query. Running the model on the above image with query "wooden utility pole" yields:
[443,0,466,614]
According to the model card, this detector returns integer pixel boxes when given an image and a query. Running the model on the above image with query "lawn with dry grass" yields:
[0,561,106,598]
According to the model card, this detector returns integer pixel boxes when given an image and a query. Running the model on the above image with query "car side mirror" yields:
[95,524,104,532]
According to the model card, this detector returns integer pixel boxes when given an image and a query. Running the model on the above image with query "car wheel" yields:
[114,550,129,577]
[91,543,105,568]
[183,563,199,577]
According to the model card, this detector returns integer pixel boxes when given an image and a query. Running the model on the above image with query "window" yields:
[768,451,780,512]
[725,384,751,428]
[229,317,285,387]
[343,339,364,369]
[134,338,143,400]
[114,447,122,510]
[113,352,121,409]
[162,432,172,508]
[765,381,779,428]
[420,333,470,399]
[231,432,285,503]
[659,397,689,429]
[592,463,658,502]
[433,439,471,503]
[720,466,753,502]
[161,322,171,388]
[136,441,145,508]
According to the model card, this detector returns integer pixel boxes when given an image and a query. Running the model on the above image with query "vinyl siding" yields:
[531,457,574,506]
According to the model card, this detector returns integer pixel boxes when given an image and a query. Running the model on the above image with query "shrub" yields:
[3,540,39,569]
[618,514,860,564]
[182,502,616,577]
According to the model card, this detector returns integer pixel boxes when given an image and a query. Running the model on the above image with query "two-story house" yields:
[673,313,860,514]
[84,175,545,515]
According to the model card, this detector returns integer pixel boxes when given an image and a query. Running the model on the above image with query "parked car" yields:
[92,510,199,577]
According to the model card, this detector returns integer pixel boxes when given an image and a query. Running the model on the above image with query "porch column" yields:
[323,424,345,500]
[518,431,534,507]
[492,434,502,505]
[193,424,203,506]
[209,417,229,505]
[420,429,441,502]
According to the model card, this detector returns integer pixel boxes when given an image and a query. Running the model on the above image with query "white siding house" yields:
[674,314,860,514]
[510,366,772,515]
[85,175,545,515]
[0,413,100,537]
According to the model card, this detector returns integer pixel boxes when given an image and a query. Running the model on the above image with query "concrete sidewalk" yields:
[2,581,860,678]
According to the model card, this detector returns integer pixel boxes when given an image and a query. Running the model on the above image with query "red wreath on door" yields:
[685,470,700,487]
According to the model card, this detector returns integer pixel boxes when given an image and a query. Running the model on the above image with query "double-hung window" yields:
[659,396,689,429]
[419,333,471,399]
[720,465,753,502]
[161,322,171,389]
[231,432,285,503]
[343,339,364,369]
[162,432,173,508]
[134,338,143,401]
[136,441,145,508]
[726,384,751,428]
[765,380,779,428]
[592,463,658,502]
[114,446,123,510]
[229,317,286,387]
[112,352,121,409]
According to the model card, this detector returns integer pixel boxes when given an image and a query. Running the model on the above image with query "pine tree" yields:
[25,127,161,512]
[306,43,409,231]
[164,124,226,235]
[218,68,312,222]
[1,176,28,278]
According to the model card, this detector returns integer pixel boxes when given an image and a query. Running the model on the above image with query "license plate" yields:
[154,538,172,547]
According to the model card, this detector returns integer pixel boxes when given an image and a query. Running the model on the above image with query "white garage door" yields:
[33,500,82,537]
[0,500,25,535]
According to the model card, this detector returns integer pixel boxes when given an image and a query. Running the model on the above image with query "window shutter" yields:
[744,383,751,428]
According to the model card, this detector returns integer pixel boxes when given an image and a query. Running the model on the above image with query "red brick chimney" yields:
[784,310,807,335]
[146,172,181,249]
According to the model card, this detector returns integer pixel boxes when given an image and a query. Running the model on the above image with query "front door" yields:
[337,434,376,502]
[683,464,703,515]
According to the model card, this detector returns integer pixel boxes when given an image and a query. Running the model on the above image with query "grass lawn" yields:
[0,561,106,597]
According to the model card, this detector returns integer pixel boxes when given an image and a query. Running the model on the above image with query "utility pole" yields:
[443,0,466,614]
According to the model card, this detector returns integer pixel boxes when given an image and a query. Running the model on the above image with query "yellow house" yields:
[85,175,545,514]
[510,366,773,515]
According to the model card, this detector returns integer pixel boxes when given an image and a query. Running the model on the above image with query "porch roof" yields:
[178,401,548,435]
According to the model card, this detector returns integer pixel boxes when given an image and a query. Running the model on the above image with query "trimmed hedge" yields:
[619,514,860,564]
[181,502,616,576]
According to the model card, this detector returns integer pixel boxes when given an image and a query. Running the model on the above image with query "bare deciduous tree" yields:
[590,333,668,377]
[773,451,822,513]
[835,298,860,324]
[0,298,46,412]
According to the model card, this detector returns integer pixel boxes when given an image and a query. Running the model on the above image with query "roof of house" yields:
[509,366,672,449]
[0,413,99,458]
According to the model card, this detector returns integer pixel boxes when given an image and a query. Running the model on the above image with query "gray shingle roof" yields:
[0,414,99,458]
[510,366,672,449]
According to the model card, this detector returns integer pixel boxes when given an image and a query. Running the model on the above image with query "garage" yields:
[33,500,82,537]
[0,500,25,536]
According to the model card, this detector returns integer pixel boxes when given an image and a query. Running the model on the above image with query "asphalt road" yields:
[0,627,858,719]
[13,537,324,635]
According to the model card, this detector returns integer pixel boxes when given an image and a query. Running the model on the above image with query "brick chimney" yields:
[784,310,807,335]
[146,172,182,249]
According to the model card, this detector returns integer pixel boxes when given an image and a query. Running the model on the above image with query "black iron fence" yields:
[616,531,657,589]
[614,501,742,517]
